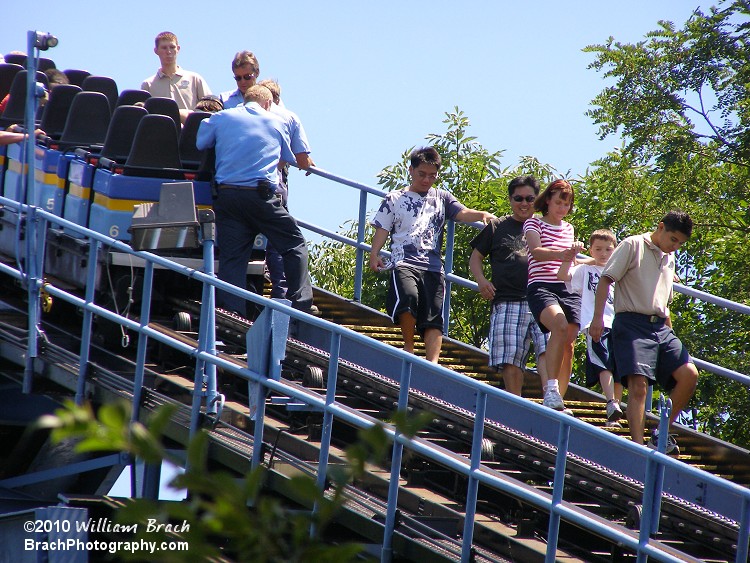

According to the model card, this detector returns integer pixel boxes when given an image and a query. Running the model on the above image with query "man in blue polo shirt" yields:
[196,84,316,317]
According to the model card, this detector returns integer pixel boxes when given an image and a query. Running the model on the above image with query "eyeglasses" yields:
[233,73,255,82]
[512,195,536,203]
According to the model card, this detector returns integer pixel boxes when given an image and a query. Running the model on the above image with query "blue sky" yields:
[4,2,705,239]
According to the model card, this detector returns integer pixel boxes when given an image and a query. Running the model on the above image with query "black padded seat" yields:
[123,114,183,177]
[179,111,210,168]
[3,54,26,66]
[38,84,82,140]
[0,63,24,100]
[0,70,49,127]
[55,91,111,150]
[116,89,151,108]
[81,75,119,114]
[143,96,180,131]
[98,105,148,162]
[63,69,91,88]
[37,58,56,72]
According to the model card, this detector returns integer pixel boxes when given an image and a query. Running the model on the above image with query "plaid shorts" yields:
[488,300,547,369]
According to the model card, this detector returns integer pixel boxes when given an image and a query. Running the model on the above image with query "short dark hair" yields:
[661,210,693,238]
[508,175,540,198]
[409,146,441,169]
[534,179,574,215]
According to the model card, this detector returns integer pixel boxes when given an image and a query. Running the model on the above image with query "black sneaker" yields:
[647,429,680,455]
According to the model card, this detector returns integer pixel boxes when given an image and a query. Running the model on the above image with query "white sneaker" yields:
[606,400,623,422]
[647,429,680,455]
[543,388,565,411]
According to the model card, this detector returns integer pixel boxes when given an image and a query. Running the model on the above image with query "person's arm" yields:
[294,152,314,171]
[369,227,390,271]
[527,230,584,262]
[469,249,495,300]
[455,208,495,225]
[589,275,615,342]
[557,258,573,282]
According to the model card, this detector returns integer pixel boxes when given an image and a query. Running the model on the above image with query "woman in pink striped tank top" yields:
[523,179,584,413]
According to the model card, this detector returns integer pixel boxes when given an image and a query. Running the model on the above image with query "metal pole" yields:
[443,220,455,335]
[381,357,412,563]
[461,390,487,562]
[354,190,368,302]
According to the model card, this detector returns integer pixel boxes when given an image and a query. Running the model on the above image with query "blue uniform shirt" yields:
[219,89,244,109]
[196,102,295,186]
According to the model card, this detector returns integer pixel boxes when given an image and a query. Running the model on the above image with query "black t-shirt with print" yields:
[470,215,528,302]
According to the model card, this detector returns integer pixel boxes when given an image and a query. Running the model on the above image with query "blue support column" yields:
[381,358,413,563]
[354,190,368,302]
[461,390,487,562]
[443,220,456,335]
[75,240,101,405]
[311,332,341,538]
[546,420,571,563]
[190,211,219,436]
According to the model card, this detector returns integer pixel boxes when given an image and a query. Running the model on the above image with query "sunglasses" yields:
[512,195,536,203]
[233,73,255,82]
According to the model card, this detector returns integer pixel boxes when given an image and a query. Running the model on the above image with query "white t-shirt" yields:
[568,263,614,331]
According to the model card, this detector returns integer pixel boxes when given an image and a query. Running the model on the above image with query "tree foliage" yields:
[39,401,430,562]
[581,0,750,445]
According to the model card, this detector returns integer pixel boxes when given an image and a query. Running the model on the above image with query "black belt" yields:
[218,183,259,190]
[619,312,666,324]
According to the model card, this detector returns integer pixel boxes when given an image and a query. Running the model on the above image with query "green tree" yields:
[580,0,750,444]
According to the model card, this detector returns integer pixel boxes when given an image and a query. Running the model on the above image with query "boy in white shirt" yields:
[558,229,623,426]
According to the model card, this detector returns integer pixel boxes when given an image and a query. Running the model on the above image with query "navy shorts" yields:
[610,312,692,391]
[386,265,445,334]
[526,282,581,333]
[584,330,618,387]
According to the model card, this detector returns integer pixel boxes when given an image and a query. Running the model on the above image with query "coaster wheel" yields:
[302,365,325,388]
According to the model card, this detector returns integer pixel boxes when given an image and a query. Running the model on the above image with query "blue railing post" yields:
[311,332,341,538]
[131,261,155,421]
[75,240,101,404]
[24,32,39,208]
[443,220,456,335]
[354,190,368,302]
[461,389,488,562]
[546,419,571,562]
[737,496,750,563]
[637,396,669,562]
[190,211,219,436]
[23,207,45,394]
[382,357,413,563]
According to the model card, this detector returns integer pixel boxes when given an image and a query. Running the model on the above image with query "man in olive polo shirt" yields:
[589,210,698,455]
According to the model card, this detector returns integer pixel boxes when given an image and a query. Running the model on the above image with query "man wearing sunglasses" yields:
[141,31,212,124]
[469,176,549,397]
[220,51,260,110]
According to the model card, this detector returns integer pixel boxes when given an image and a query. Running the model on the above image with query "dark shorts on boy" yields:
[584,329,617,388]
[488,300,547,368]
[526,282,581,333]
[386,265,445,334]
[610,312,692,391]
